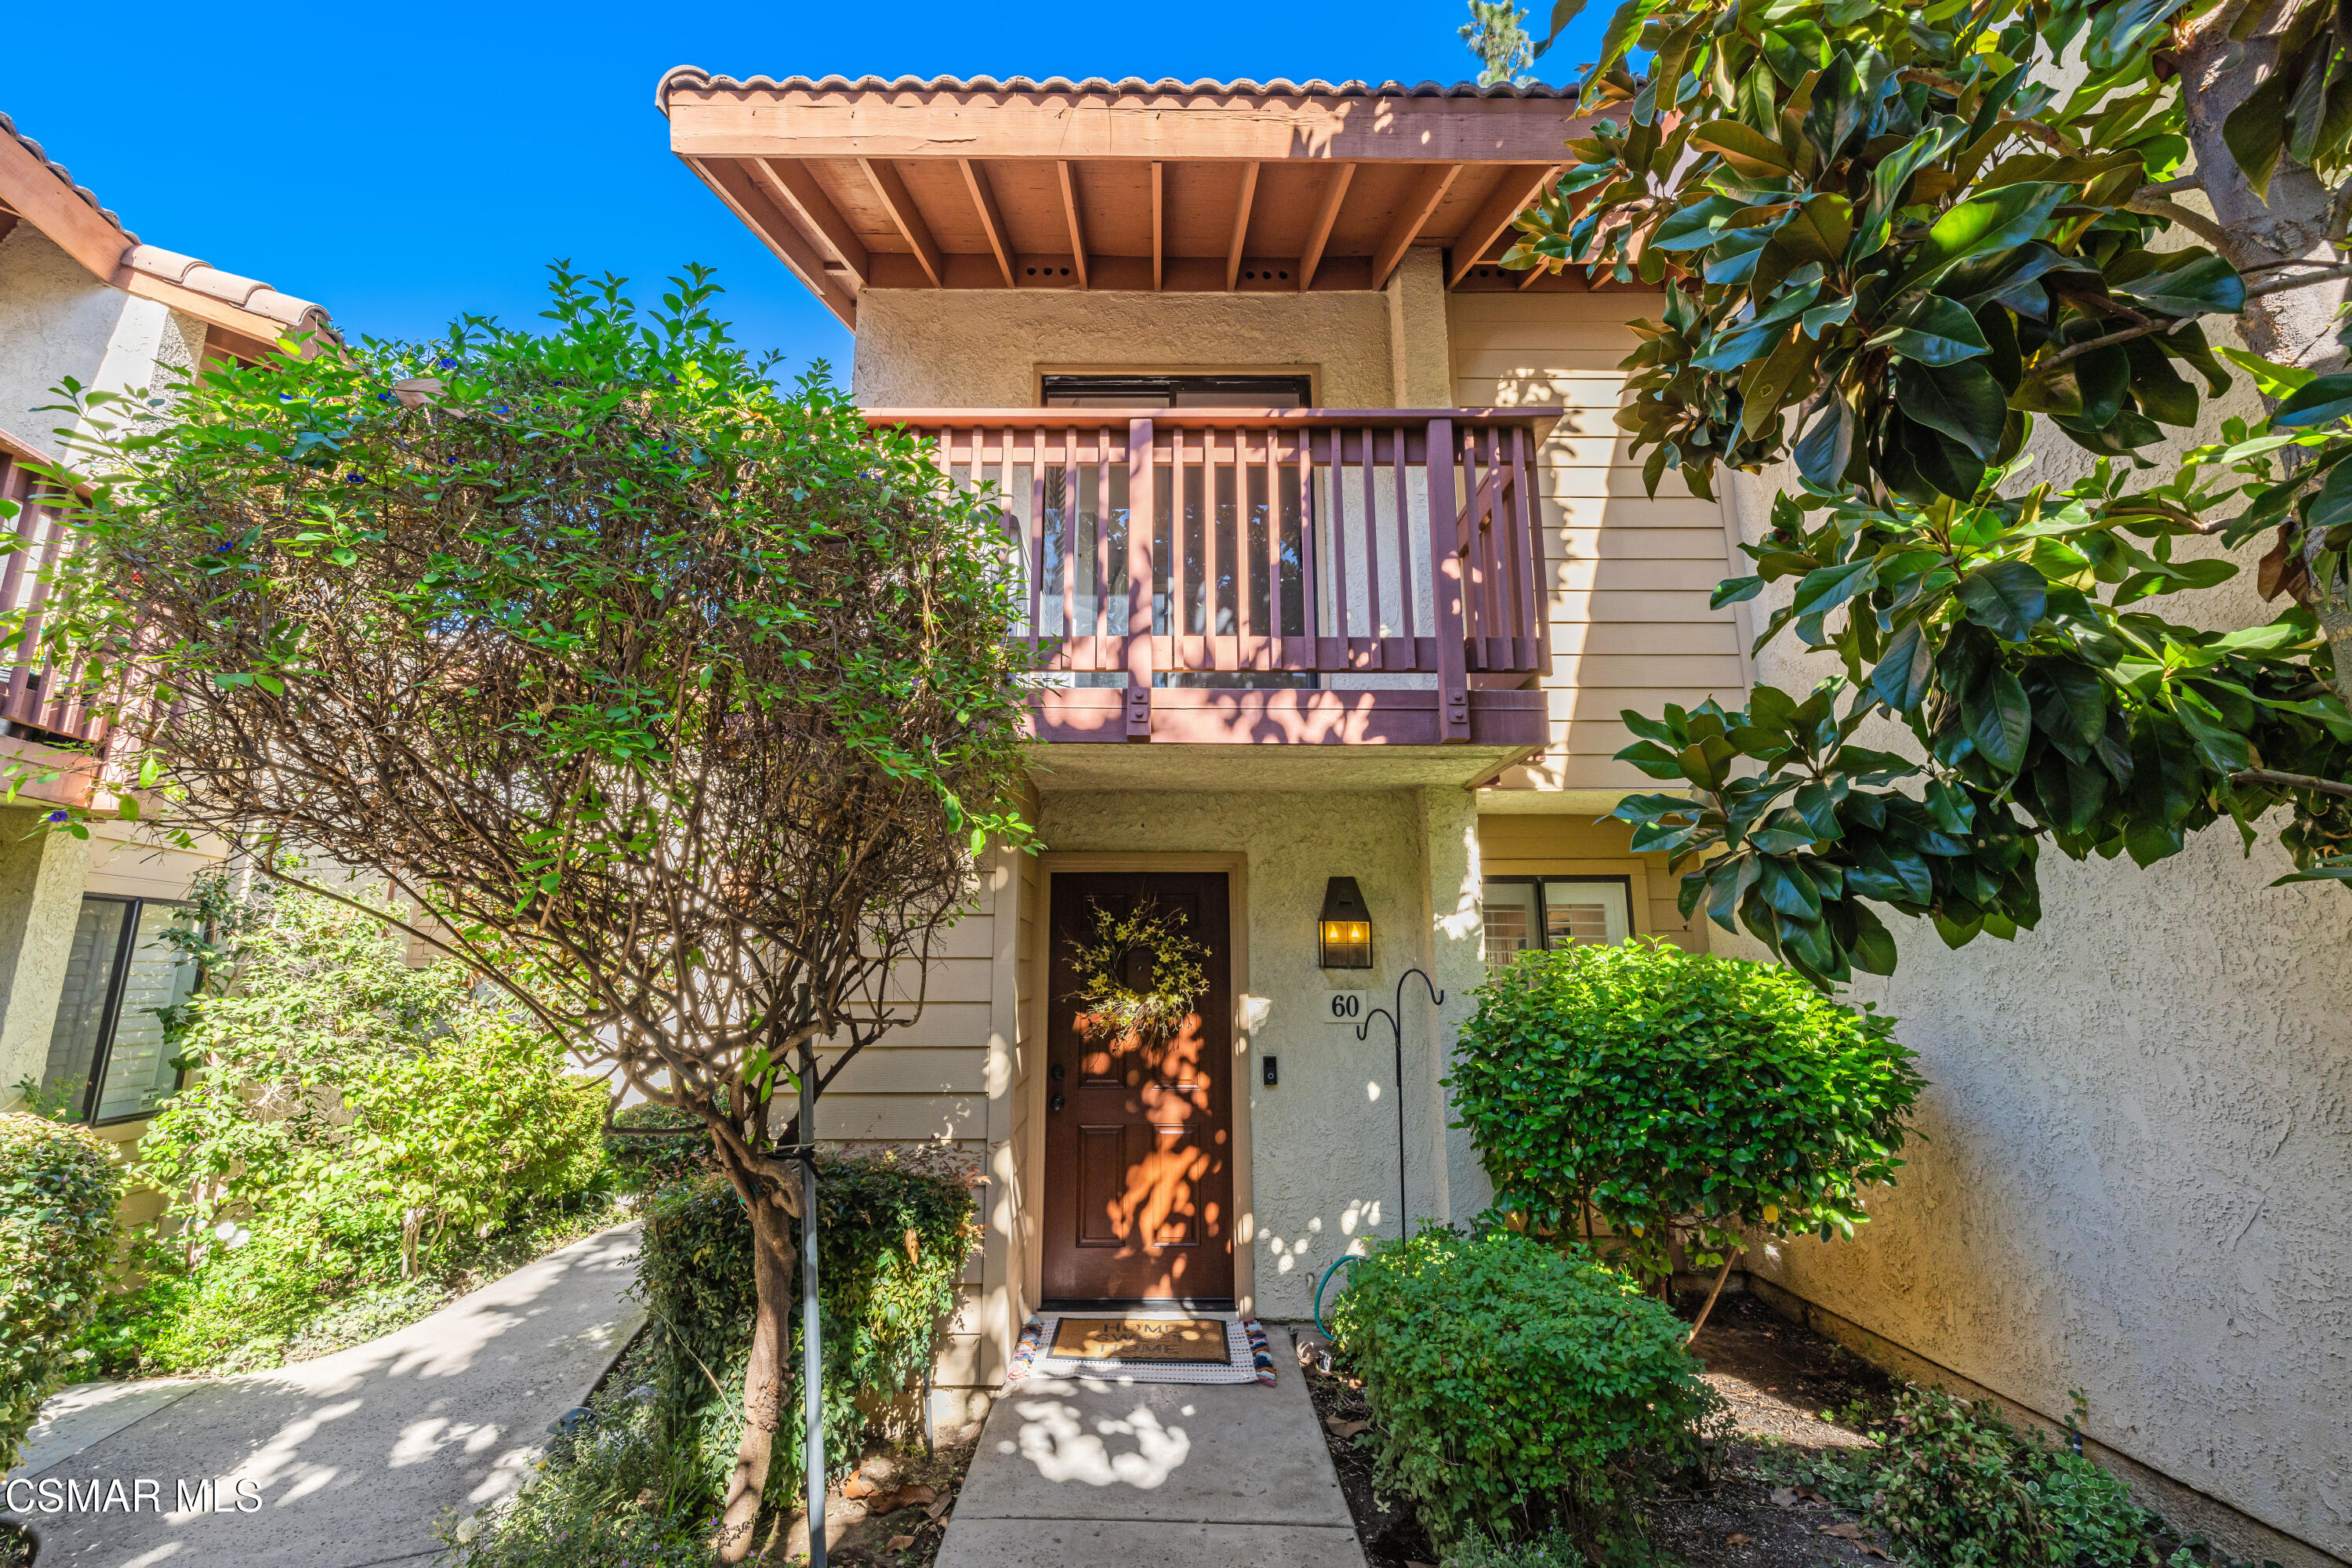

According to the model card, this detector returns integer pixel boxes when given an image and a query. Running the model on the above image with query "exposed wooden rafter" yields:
[1225,162,1260,292]
[1372,164,1463,289]
[1057,161,1090,290]
[959,159,1016,289]
[662,79,1624,310]
[751,158,869,288]
[1298,162,1356,292]
[858,157,945,287]
[688,157,855,328]
[1149,162,1164,292]
[1448,163,1558,287]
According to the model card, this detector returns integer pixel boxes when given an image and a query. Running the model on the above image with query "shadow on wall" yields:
[5,1223,644,1568]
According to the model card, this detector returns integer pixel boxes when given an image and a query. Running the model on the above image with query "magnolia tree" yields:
[1500,0,2352,985]
[20,268,1032,1560]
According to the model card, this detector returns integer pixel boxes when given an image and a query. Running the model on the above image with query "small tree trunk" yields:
[715,1155,798,1564]
[2178,18,2352,710]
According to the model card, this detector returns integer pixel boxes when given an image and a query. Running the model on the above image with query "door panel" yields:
[1041,871,1236,1304]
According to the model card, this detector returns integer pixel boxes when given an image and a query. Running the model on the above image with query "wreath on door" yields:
[1065,899,1210,1043]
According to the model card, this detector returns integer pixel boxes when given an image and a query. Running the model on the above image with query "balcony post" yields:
[1423,416,1471,742]
[1124,417,1155,742]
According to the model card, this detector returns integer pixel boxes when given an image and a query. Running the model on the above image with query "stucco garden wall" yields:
[1718,390,2352,1556]
[1030,785,1489,1320]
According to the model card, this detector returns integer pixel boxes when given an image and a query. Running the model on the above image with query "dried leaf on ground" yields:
[1325,1417,1370,1438]
[1820,1520,1869,1539]
[887,1534,914,1551]
[1726,1533,1754,1545]
[1769,1486,1798,1508]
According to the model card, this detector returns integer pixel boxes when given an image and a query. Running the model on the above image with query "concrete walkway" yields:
[938,1326,1365,1568]
[5,1221,644,1568]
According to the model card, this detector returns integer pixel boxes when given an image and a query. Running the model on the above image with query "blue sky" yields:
[10,2,1607,378]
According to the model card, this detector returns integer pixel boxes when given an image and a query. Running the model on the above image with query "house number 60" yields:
[1324,991,1369,1023]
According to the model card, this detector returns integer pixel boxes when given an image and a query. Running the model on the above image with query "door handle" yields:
[1050,1094,1065,1112]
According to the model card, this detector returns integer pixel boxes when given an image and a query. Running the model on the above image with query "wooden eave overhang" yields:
[657,71,1613,328]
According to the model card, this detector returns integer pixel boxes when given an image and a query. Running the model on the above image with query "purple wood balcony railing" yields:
[869,408,1560,748]
[0,436,109,751]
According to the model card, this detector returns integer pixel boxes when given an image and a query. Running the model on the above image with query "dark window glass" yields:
[1480,877,1633,969]
[1041,374,1312,408]
[38,896,198,1124]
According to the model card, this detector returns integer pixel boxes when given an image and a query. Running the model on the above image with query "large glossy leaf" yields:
[1689,119,1795,176]
[2273,372,2352,426]
[1964,666,2034,772]
[1917,181,2068,268]
[1650,194,1745,251]
[1778,194,1857,267]
[1869,297,1991,365]
[1895,359,2007,459]
[1795,394,1855,486]
[2109,253,2246,319]
[1955,560,2048,641]
[2223,64,2292,201]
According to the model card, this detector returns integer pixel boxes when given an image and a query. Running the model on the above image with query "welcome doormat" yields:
[1007,1316,1277,1385]
[1051,1317,1231,1363]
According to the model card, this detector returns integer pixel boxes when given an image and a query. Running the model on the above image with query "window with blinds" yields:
[1481,878,1633,968]
[37,895,198,1124]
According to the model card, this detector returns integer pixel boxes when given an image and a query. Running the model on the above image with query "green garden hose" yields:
[1312,1253,1365,1339]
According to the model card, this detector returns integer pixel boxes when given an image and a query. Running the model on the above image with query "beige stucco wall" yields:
[0,225,201,461]
[1029,785,1489,1320]
[1717,358,2352,1555]
[849,285,1400,408]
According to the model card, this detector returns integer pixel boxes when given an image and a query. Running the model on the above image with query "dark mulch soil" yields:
[1302,1287,1909,1567]
[1303,1342,1439,1567]
[786,1432,980,1568]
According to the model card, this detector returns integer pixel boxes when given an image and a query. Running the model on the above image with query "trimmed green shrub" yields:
[1327,1225,1722,1552]
[1,1112,124,1470]
[1449,938,1926,1284]
[1439,1530,1592,1568]
[637,1156,977,1510]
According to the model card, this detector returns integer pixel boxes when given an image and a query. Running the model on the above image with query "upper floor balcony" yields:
[874,406,1559,756]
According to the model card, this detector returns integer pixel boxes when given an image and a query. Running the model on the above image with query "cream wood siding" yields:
[811,835,1035,1394]
[1449,292,1751,793]
[1478,813,1702,951]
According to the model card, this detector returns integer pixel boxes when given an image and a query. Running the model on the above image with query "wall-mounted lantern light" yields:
[1319,877,1373,969]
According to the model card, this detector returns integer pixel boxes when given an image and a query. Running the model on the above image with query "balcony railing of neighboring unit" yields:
[0,435,108,751]
[868,408,1561,747]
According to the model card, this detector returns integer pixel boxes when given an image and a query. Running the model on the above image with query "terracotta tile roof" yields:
[656,68,1577,109]
[2,110,336,341]
[0,109,137,240]
[119,245,336,337]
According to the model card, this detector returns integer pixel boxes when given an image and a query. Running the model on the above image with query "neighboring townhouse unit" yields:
[661,71,2348,1567]
[0,111,334,1188]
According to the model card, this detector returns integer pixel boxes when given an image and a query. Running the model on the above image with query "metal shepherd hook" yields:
[1353,967,1443,1240]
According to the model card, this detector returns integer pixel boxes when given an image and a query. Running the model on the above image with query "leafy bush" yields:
[94,887,613,1374]
[637,1157,977,1511]
[439,1380,720,1567]
[1450,939,1926,1284]
[1440,1528,1595,1568]
[1,1113,124,1470]
[1327,1226,1722,1552]
[603,1102,713,1192]
[1771,1388,2180,1568]
[1868,1389,2170,1568]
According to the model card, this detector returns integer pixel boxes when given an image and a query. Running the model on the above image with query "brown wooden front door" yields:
[1041,871,1236,1305]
